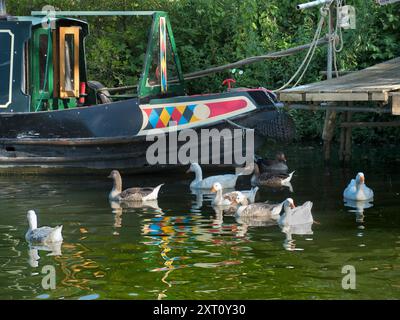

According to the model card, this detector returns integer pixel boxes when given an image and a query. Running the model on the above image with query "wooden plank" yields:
[340,121,400,128]
[392,92,400,115]
[305,92,368,101]
[279,57,400,103]
[277,92,304,102]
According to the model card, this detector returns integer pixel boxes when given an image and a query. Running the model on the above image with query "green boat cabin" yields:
[0,10,185,113]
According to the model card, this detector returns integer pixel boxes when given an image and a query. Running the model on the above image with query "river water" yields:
[0,143,399,299]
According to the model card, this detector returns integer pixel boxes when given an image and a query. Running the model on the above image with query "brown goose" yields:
[234,193,295,220]
[108,170,164,202]
[257,152,288,173]
[251,163,294,188]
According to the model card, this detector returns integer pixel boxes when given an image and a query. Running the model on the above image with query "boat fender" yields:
[79,82,87,106]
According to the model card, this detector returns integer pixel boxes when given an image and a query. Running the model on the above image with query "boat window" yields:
[39,34,49,91]
[147,25,160,88]
[23,42,29,95]
[166,32,178,82]
[64,34,75,92]
[0,30,13,108]
[59,27,80,98]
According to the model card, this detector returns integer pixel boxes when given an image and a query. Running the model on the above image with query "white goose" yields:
[187,162,240,189]
[108,170,164,202]
[210,182,258,206]
[278,200,314,232]
[343,172,374,201]
[25,210,63,244]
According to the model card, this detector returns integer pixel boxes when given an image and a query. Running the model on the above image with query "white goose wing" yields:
[288,201,314,225]
[28,226,63,243]
[343,179,356,198]
[201,174,238,189]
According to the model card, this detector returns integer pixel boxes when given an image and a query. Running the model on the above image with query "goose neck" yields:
[192,165,203,182]
[112,175,123,193]
[28,215,37,230]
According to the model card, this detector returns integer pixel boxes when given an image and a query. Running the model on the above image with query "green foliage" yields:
[8,0,400,142]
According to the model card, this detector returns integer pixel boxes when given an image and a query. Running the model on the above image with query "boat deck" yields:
[277,57,400,104]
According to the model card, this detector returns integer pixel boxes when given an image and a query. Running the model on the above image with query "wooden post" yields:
[322,4,336,161]
[339,113,345,161]
[344,111,352,162]
[322,109,337,160]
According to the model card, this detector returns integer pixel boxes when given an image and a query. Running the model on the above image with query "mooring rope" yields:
[273,2,332,92]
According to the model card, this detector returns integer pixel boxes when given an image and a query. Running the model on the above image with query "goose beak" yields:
[290,202,296,209]
[210,186,217,193]
[359,175,365,184]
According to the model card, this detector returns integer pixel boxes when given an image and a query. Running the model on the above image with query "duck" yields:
[251,163,295,188]
[25,210,63,244]
[256,152,288,173]
[343,172,374,201]
[187,162,240,189]
[108,170,164,202]
[234,194,294,220]
[210,182,259,206]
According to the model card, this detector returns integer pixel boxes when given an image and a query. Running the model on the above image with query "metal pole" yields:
[0,0,7,17]
[322,3,336,161]
[327,7,333,79]
[297,0,332,10]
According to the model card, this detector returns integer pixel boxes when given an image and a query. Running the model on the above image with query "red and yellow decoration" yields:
[139,96,256,134]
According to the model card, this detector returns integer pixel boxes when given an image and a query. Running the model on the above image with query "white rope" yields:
[274,2,332,92]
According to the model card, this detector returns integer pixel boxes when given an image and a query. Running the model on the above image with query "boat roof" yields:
[14,16,88,27]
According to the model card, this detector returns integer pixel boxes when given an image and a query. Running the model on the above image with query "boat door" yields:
[0,20,30,112]
[31,24,83,111]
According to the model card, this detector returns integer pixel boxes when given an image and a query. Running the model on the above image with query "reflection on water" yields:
[0,144,399,299]
[28,242,62,268]
[344,199,374,223]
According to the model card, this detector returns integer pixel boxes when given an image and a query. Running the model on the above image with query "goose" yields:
[257,152,288,173]
[25,210,63,244]
[108,170,164,201]
[251,163,294,188]
[278,200,314,231]
[187,162,240,189]
[210,182,259,206]
[343,172,374,201]
[234,194,294,220]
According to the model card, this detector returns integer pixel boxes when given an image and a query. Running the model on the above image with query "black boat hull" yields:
[0,90,277,172]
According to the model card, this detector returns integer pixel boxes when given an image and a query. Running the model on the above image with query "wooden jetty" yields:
[277,57,400,161]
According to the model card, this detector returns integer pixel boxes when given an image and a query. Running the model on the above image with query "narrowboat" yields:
[0,1,286,172]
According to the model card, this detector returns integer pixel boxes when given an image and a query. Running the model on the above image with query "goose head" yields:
[186,162,201,173]
[27,210,38,230]
[355,172,365,185]
[276,152,287,163]
[284,198,296,210]
[108,170,121,180]
[210,182,223,193]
